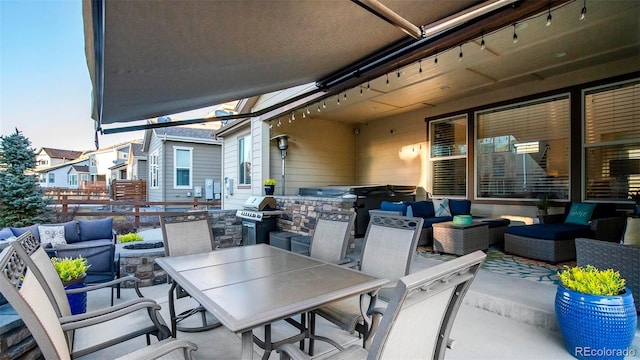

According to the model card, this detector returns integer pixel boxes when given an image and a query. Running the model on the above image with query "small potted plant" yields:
[535,194,550,216]
[555,265,637,360]
[264,178,276,196]
[628,190,640,215]
[51,256,91,315]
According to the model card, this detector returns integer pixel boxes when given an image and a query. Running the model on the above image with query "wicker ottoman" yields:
[432,221,489,255]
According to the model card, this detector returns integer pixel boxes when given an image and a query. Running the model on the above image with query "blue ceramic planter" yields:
[64,277,87,315]
[555,284,637,360]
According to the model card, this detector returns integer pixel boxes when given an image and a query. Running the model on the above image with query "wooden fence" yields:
[111,179,147,200]
[51,196,221,228]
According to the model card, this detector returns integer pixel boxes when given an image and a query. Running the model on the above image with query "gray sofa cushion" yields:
[0,227,14,241]
[52,239,114,273]
[10,224,41,242]
[78,218,113,241]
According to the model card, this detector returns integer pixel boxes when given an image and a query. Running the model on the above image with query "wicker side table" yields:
[432,221,489,255]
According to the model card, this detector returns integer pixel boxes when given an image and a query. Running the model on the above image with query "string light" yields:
[458,45,463,61]
[434,52,438,66]
[580,0,587,20]
[367,80,371,91]
[386,73,390,86]
[317,103,321,112]
[290,112,295,122]
[302,110,306,118]
[480,34,486,50]
[322,100,326,109]
[418,59,423,73]
[344,91,347,100]
[512,23,518,44]
[360,85,364,95]
[269,121,273,129]
[396,67,401,78]
[337,95,341,105]
[546,7,552,27]
[306,107,310,115]
[277,118,281,127]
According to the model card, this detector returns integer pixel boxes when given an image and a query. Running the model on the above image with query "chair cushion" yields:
[61,221,81,243]
[78,218,113,241]
[623,217,640,246]
[38,225,67,247]
[380,201,408,216]
[449,199,471,216]
[564,202,596,225]
[408,201,435,218]
[506,223,592,240]
[481,218,511,228]
[0,227,14,241]
[433,198,451,217]
[10,224,41,242]
[54,239,114,272]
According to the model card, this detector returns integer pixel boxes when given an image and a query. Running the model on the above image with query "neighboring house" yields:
[128,142,147,181]
[34,148,83,170]
[85,141,140,188]
[36,157,90,189]
[142,125,222,208]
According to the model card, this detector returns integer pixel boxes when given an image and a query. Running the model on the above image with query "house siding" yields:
[268,119,356,196]
[222,128,253,209]
[162,140,222,204]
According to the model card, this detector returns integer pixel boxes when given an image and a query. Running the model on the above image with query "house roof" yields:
[36,156,89,173]
[39,148,83,160]
[70,165,89,173]
[130,142,146,157]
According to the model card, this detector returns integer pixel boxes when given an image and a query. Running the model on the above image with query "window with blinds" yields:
[584,79,640,202]
[430,115,467,197]
[476,95,570,200]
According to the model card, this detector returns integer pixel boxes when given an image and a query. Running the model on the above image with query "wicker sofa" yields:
[575,237,640,312]
[504,203,626,263]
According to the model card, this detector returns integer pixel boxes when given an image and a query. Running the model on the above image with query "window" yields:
[430,115,467,197]
[476,95,570,200]
[68,174,78,186]
[238,134,251,185]
[39,174,46,183]
[90,158,97,167]
[80,174,89,182]
[174,147,192,188]
[584,79,640,201]
[48,173,55,183]
[149,152,159,189]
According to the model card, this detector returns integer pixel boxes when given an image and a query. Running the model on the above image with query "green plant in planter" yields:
[51,256,90,283]
[555,265,636,360]
[558,265,625,296]
[263,178,276,186]
[535,194,550,214]
[119,232,144,243]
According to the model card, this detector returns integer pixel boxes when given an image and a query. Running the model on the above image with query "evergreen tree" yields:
[0,129,51,227]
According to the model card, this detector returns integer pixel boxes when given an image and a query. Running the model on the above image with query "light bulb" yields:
[546,11,552,26]
[458,46,463,61]
[418,60,423,73]
[513,24,518,44]
[306,107,310,115]
[337,96,340,105]
[322,100,326,109]
[360,85,364,95]
[580,5,586,20]
[480,38,486,50]
[386,73,389,85]
[291,112,295,121]
[434,55,438,66]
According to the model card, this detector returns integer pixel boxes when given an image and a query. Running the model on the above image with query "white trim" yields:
[149,150,159,189]
[173,146,193,189]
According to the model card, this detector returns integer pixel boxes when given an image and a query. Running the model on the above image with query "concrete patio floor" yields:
[77,248,640,360]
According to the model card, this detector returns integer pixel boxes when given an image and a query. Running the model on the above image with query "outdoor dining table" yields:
[155,243,388,360]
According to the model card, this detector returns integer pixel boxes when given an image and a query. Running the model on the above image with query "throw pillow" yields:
[78,218,114,241]
[623,217,640,246]
[433,198,451,217]
[0,227,14,241]
[380,201,408,216]
[409,201,435,218]
[10,224,41,242]
[449,199,471,216]
[564,202,596,225]
[38,225,67,247]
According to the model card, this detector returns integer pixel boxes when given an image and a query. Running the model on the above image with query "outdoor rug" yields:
[417,246,576,286]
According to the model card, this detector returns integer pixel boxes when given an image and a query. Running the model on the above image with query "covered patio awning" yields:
[83,0,567,133]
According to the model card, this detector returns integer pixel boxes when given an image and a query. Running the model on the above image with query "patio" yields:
[77,242,639,359]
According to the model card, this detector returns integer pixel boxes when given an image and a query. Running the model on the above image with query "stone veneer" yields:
[274,196,357,248]
[118,210,242,288]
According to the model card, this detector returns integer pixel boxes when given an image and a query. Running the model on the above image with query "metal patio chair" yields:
[10,232,172,358]
[307,210,356,263]
[279,250,486,360]
[310,214,423,351]
[160,211,222,335]
[0,238,198,360]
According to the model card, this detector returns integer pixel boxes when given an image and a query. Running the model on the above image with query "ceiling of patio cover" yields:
[82,0,482,125]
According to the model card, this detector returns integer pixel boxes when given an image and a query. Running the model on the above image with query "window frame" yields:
[173,146,193,189]
[582,78,640,202]
[68,173,78,186]
[149,151,159,189]
[429,114,468,198]
[48,173,55,183]
[237,134,252,186]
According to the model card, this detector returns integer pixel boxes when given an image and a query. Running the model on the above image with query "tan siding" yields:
[268,119,356,195]
[357,112,429,199]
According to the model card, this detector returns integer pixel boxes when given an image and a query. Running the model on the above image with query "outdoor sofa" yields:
[370,199,510,246]
[504,203,626,263]
[0,218,118,285]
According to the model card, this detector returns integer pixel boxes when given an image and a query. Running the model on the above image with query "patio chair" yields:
[310,214,423,351]
[10,232,172,358]
[160,211,221,335]
[279,250,486,360]
[0,239,198,360]
[307,210,355,263]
